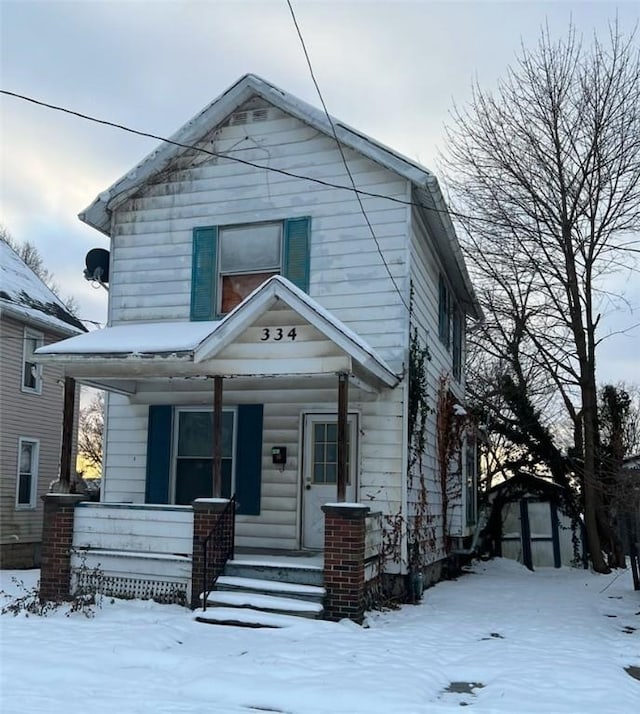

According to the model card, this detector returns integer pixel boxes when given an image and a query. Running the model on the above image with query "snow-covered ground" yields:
[1,559,638,714]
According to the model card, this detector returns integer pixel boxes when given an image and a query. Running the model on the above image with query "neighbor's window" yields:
[438,275,451,348]
[173,408,235,505]
[16,438,39,509]
[218,222,282,313]
[22,328,43,393]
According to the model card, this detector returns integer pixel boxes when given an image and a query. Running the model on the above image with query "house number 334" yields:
[260,328,297,341]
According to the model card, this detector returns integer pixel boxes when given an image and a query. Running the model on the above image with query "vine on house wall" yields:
[436,374,467,553]
[406,325,436,569]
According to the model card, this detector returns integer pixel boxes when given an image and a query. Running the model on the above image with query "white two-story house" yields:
[37,75,481,611]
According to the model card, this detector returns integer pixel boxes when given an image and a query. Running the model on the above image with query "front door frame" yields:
[300,410,359,549]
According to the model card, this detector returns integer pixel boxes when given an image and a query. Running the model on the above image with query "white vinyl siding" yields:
[108,104,410,374]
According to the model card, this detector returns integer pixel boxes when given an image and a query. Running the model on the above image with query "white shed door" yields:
[302,415,357,550]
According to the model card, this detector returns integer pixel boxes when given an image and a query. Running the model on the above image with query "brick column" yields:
[190,498,234,610]
[39,494,84,602]
[322,503,369,624]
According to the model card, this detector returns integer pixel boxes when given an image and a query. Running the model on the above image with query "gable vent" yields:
[229,109,270,126]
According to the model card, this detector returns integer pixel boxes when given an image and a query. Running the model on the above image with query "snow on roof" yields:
[0,240,85,335]
[36,275,399,388]
[37,319,219,355]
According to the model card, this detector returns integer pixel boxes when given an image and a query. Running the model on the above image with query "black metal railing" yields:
[201,495,236,612]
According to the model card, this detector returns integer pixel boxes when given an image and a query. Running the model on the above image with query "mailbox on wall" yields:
[271,446,287,465]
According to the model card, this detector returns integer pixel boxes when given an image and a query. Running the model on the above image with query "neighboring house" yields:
[36,75,481,619]
[0,241,85,568]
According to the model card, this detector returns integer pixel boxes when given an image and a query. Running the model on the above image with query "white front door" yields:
[302,414,357,549]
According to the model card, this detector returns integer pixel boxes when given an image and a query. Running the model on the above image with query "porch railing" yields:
[201,495,236,612]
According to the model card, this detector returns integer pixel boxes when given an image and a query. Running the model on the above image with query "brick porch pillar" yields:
[190,498,234,610]
[322,503,369,624]
[39,494,84,602]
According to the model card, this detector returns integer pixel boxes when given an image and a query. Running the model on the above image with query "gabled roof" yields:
[36,276,399,391]
[0,240,86,336]
[80,74,481,320]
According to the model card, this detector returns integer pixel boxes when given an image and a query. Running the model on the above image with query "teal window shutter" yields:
[145,405,173,503]
[283,217,310,293]
[190,226,218,320]
[235,404,264,515]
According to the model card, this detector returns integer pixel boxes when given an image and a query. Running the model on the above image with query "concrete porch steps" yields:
[195,555,326,627]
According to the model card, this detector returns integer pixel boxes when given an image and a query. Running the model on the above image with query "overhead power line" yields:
[0,88,501,231]
[286,0,410,313]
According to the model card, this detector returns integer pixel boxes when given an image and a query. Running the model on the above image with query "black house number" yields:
[260,328,297,342]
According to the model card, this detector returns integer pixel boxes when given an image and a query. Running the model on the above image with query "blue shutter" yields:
[145,405,172,503]
[190,226,218,320]
[283,217,311,293]
[235,404,263,516]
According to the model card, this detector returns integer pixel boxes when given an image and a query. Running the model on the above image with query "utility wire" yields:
[286,0,410,313]
[0,88,504,232]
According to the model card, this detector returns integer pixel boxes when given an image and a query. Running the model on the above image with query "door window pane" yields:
[311,422,350,485]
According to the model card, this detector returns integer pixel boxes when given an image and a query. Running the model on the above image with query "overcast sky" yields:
[1,0,638,383]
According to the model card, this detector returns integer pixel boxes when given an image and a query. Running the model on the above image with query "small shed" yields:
[483,473,584,570]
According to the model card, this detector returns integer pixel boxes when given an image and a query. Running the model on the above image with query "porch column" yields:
[39,493,84,601]
[337,372,349,502]
[212,375,223,497]
[59,376,76,492]
[322,503,369,623]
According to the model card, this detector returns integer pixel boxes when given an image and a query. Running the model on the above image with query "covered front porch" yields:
[36,277,398,621]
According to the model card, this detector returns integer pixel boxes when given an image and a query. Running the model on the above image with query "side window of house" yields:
[16,438,39,509]
[22,328,43,393]
[438,275,450,348]
[452,308,463,382]
[465,441,477,527]
[190,217,310,321]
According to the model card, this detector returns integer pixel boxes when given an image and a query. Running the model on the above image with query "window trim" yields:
[16,438,39,510]
[170,406,237,505]
[22,327,44,394]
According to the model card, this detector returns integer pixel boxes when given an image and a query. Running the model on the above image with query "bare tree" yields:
[78,392,104,475]
[0,225,79,315]
[443,23,640,572]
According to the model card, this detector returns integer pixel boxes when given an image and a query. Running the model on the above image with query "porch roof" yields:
[35,276,401,393]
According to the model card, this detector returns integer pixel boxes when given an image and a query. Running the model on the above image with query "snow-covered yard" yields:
[1,559,638,714]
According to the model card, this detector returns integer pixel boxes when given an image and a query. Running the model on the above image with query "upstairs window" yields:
[190,217,311,321]
[219,223,282,314]
[22,329,43,393]
[438,275,451,348]
[16,438,39,509]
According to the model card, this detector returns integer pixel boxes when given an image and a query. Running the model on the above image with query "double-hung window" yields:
[173,408,235,505]
[219,223,282,314]
[22,328,43,393]
[190,216,310,321]
[16,438,39,509]
[438,275,451,348]
[452,308,463,382]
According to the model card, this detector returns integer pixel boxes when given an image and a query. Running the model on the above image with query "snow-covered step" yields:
[195,607,320,629]
[204,590,323,618]
[224,559,323,587]
[216,575,326,604]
